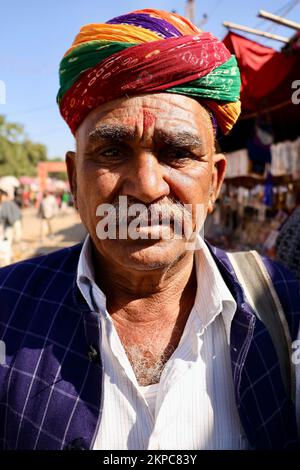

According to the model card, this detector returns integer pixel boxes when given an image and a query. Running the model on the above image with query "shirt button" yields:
[87,344,100,363]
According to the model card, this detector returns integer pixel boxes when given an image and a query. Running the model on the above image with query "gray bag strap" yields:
[227,250,295,402]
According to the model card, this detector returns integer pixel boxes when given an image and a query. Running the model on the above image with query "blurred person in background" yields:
[0,190,12,266]
[0,187,22,247]
[38,190,58,240]
[61,190,70,212]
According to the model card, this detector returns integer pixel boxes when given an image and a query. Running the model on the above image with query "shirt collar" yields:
[193,237,237,344]
[77,235,106,312]
[77,235,237,344]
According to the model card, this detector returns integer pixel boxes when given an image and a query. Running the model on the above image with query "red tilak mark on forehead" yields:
[143,110,156,132]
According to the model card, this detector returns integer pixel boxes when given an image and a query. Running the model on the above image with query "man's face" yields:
[66,93,226,272]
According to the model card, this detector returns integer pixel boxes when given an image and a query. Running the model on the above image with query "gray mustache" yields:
[107,198,192,226]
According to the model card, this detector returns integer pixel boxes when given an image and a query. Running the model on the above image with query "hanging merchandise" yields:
[291,138,300,180]
[271,138,300,176]
[256,125,274,146]
[271,142,286,175]
[225,149,249,178]
[247,119,273,175]
[263,171,273,207]
[286,183,297,212]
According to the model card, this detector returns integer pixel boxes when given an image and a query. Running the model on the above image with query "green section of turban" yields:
[57,41,135,104]
[165,56,240,102]
[57,42,240,106]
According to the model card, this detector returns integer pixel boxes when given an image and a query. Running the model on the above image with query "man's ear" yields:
[207,153,226,214]
[65,151,77,208]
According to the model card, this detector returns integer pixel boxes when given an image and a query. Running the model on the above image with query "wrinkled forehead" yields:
[76,93,213,150]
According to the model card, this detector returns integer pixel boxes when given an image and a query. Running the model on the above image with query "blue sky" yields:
[0,0,299,159]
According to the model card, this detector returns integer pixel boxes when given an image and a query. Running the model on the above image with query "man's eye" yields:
[162,149,192,161]
[100,148,123,158]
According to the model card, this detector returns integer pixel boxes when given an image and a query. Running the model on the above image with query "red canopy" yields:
[223,32,300,116]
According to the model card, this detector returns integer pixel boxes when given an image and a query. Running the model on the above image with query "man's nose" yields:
[121,152,170,203]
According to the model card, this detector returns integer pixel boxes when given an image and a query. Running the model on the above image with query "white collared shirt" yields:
[77,236,248,450]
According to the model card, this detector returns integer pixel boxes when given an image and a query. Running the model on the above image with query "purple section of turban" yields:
[106,13,182,39]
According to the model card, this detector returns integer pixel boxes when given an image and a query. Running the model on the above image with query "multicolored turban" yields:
[57,9,241,135]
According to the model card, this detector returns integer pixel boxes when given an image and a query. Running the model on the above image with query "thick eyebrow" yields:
[87,124,204,149]
[87,124,135,146]
[154,129,203,148]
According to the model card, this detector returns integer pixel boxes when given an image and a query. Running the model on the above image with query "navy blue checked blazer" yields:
[0,242,300,450]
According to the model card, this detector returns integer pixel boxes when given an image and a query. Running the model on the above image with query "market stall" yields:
[206,32,300,256]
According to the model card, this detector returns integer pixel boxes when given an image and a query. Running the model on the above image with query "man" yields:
[0,9,299,450]
[0,190,12,267]
[0,188,22,266]
[38,191,58,240]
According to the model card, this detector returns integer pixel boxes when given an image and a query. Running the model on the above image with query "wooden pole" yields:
[258,10,300,31]
[185,0,196,23]
[223,21,290,43]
